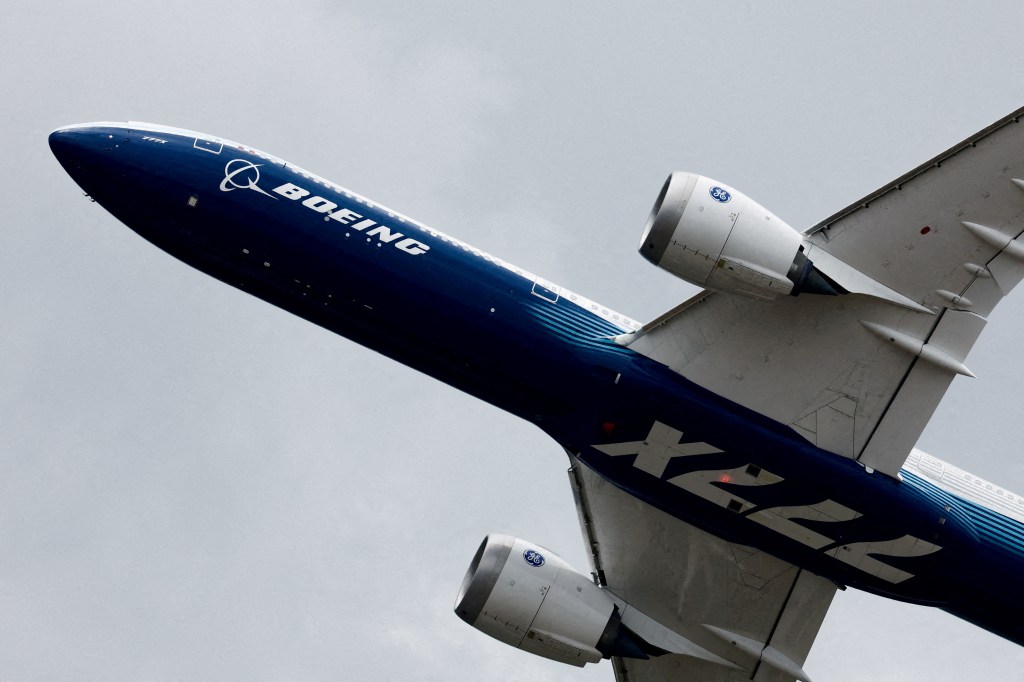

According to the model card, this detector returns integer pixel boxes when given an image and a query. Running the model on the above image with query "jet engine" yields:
[639,172,839,300]
[454,534,656,667]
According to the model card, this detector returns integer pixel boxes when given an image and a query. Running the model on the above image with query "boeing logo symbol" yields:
[220,159,278,199]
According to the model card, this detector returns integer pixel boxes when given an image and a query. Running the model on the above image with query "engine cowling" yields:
[454,534,653,667]
[639,172,839,299]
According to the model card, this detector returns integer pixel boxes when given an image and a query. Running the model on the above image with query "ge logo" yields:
[523,549,545,567]
[219,159,277,199]
[709,186,731,203]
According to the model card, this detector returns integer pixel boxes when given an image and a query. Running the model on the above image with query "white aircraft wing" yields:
[622,106,1024,478]
[569,461,835,681]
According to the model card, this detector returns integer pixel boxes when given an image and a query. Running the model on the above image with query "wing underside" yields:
[567,108,1024,681]
[621,106,1024,478]
[568,458,836,681]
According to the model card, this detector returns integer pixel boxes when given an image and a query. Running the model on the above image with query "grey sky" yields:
[4,1,1024,679]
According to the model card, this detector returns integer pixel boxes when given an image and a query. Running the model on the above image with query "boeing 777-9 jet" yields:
[50,107,1024,680]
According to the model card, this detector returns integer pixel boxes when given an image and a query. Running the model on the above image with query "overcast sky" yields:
[5,1,1024,680]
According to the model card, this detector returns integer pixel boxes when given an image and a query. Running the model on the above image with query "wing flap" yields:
[858,309,986,473]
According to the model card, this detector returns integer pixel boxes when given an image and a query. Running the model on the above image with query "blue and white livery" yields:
[50,108,1024,681]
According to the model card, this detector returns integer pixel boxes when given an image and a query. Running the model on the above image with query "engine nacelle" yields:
[454,534,653,667]
[639,172,838,300]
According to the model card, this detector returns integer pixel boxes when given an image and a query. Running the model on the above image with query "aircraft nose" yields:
[49,124,132,192]
[50,125,99,162]
[49,123,133,166]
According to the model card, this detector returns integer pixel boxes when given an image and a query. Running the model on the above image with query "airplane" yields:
[49,108,1024,681]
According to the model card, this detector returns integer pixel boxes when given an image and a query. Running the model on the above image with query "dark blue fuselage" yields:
[49,124,1024,647]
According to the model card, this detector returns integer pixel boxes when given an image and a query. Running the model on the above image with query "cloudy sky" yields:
[5,1,1024,680]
